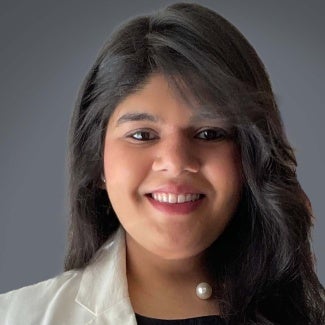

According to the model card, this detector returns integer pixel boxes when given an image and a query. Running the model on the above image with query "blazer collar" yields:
[75,227,131,316]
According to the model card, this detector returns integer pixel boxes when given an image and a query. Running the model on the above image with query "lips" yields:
[145,183,206,214]
[151,192,203,204]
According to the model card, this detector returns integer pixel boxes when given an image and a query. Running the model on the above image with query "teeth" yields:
[151,193,201,204]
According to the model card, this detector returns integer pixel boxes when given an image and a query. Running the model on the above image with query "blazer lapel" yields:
[74,227,136,324]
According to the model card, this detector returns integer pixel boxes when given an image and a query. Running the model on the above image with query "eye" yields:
[195,128,228,141]
[127,130,158,141]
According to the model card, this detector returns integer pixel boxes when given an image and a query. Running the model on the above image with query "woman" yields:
[0,2,324,324]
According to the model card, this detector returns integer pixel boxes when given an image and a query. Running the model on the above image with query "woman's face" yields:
[103,74,243,260]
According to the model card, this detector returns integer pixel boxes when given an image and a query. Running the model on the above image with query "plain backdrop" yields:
[0,0,324,293]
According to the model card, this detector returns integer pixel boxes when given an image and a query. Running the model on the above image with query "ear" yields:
[99,174,106,189]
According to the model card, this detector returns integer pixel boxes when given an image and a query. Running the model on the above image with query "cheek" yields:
[206,145,243,199]
[103,142,137,217]
[104,142,125,181]
[103,140,152,189]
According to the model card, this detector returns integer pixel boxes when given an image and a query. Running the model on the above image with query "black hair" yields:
[65,3,325,324]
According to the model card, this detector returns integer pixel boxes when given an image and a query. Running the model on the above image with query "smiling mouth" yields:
[148,193,205,204]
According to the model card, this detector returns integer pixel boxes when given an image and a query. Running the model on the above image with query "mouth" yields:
[145,192,206,214]
[148,192,205,204]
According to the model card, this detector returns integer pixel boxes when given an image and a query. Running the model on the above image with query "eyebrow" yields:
[189,111,223,123]
[116,112,160,126]
[115,110,227,127]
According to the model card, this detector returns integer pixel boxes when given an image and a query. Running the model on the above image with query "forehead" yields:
[110,73,225,124]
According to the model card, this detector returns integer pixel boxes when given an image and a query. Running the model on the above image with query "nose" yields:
[152,134,200,176]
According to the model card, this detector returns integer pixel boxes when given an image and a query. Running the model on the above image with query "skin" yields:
[103,74,243,318]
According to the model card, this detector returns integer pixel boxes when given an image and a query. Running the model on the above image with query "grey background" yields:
[0,0,324,293]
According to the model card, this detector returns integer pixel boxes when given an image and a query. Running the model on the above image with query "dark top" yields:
[135,313,227,325]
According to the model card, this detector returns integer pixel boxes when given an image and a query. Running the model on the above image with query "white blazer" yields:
[0,227,137,324]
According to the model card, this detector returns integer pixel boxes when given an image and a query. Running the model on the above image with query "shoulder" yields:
[0,270,82,324]
[0,228,133,324]
[0,269,80,299]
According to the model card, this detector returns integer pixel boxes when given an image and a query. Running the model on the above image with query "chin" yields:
[151,244,208,261]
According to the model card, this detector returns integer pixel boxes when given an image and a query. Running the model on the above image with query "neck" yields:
[125,234,219,319]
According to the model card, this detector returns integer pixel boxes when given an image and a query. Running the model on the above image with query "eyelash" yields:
[127,128,228,142]
[195,129,228,141]
[128,130,158,141]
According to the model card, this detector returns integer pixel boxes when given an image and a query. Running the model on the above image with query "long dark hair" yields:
[65,3,324,324]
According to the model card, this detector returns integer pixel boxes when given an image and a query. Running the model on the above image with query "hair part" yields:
[65,3,325,324]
